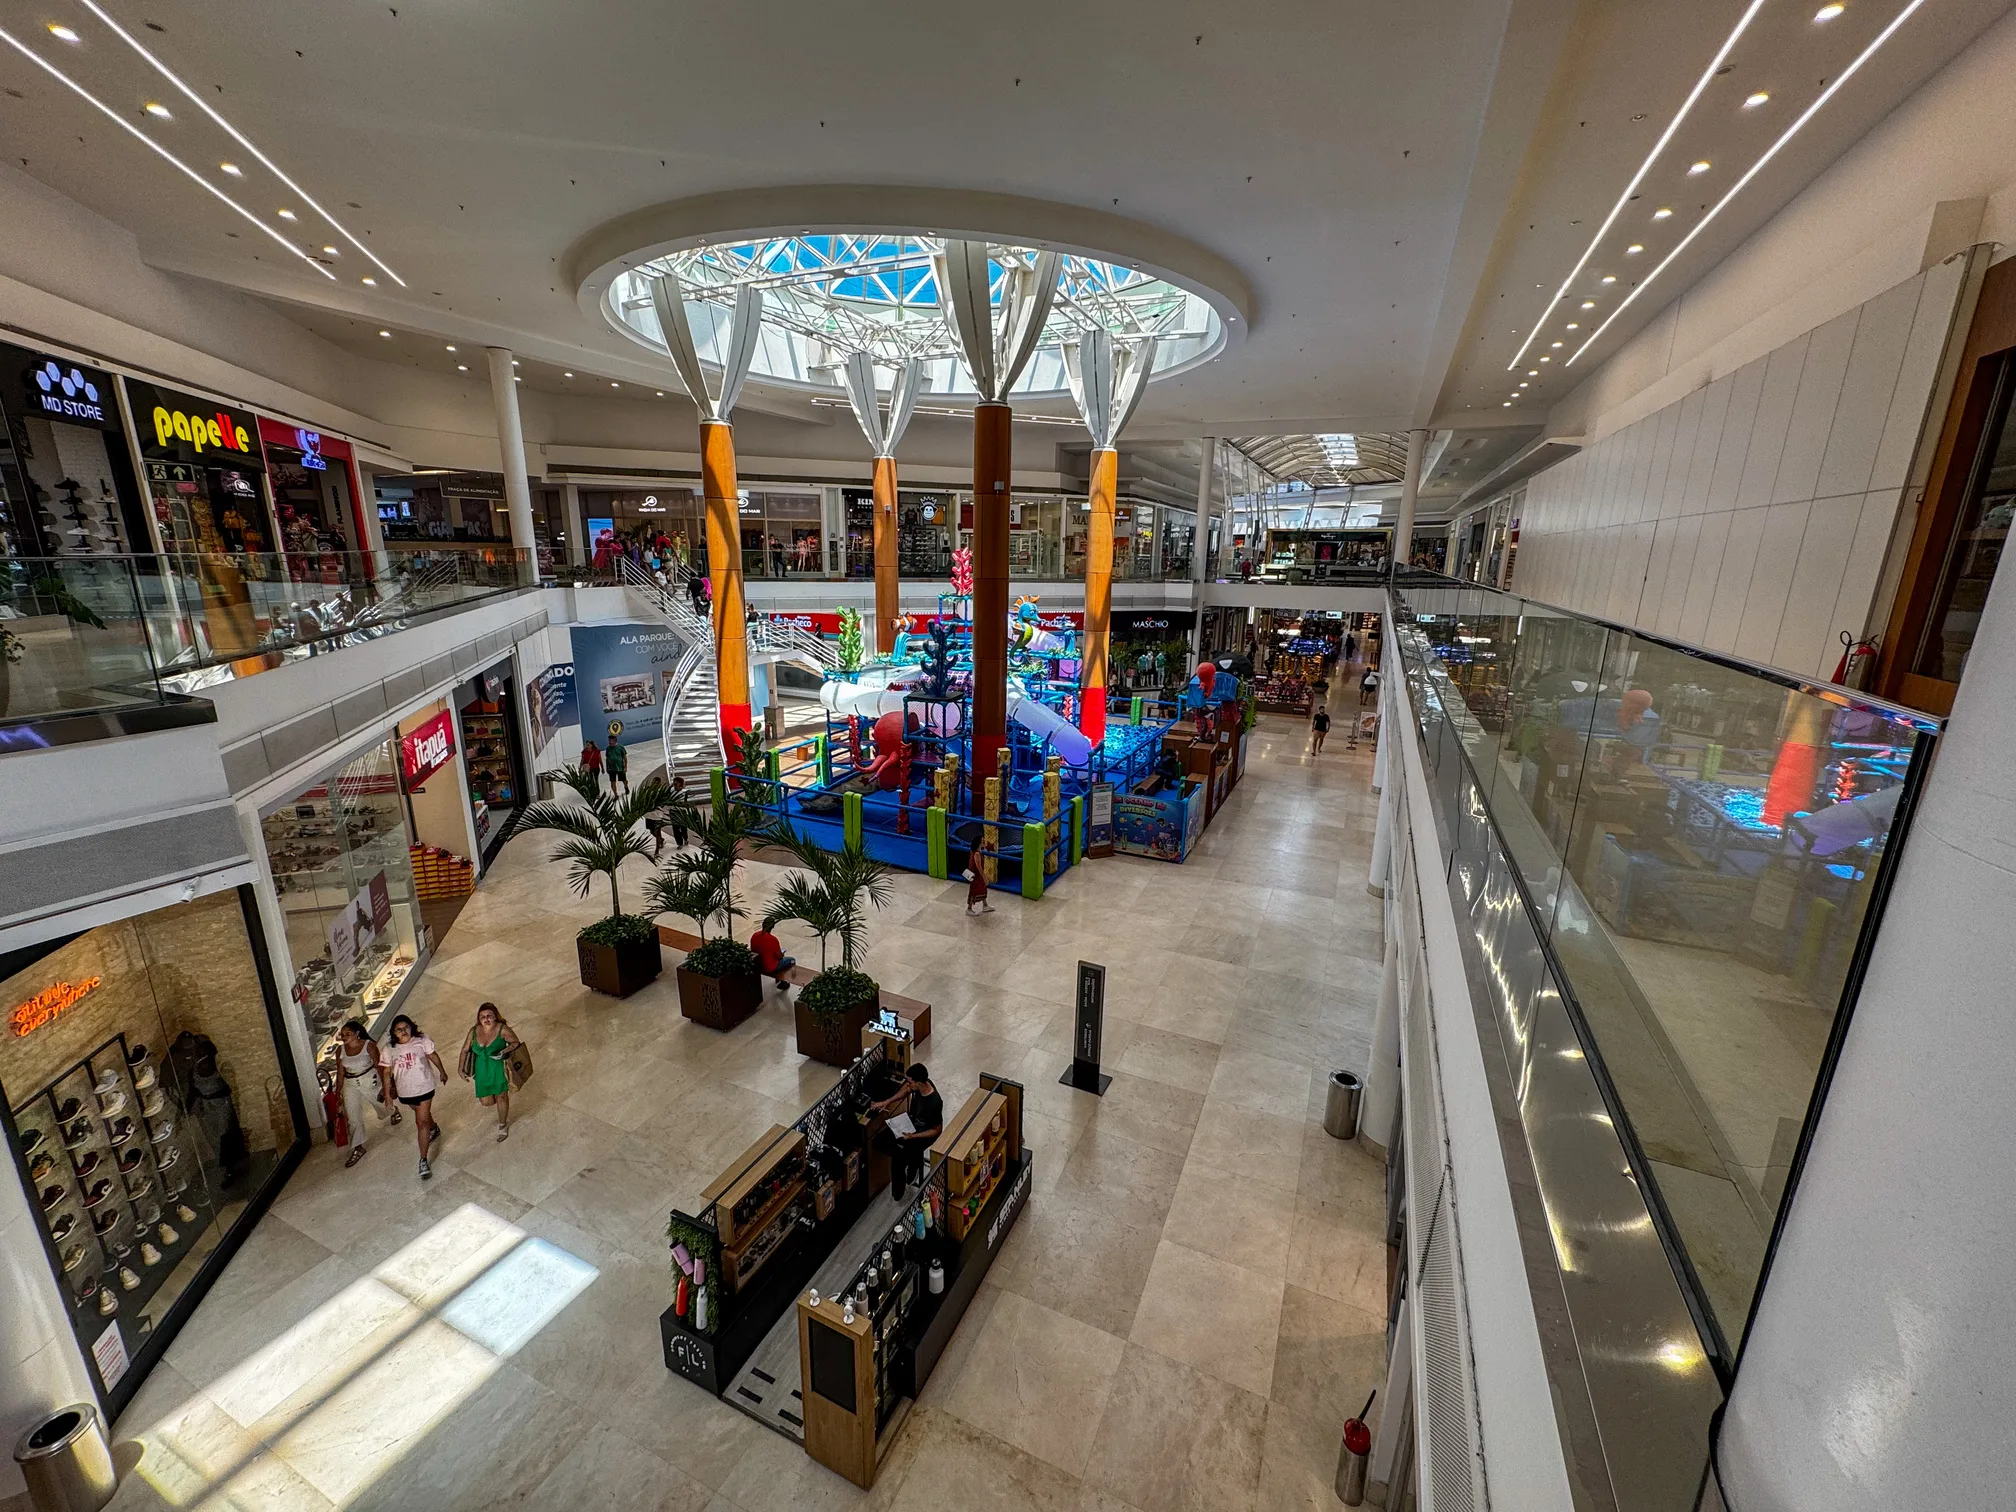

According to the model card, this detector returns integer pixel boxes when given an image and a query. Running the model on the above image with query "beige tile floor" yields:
[78,712,1392,1512]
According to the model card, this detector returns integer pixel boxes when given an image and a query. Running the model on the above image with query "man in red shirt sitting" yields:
[749,918,796,992]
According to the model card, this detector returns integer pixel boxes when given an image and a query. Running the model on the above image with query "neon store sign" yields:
[10,977,101,1038]
[152,404,254,457]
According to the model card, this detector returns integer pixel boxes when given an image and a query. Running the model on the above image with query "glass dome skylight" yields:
[603,235,1222,398]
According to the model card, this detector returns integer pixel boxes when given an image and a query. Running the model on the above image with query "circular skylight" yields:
[603,235,1223,398]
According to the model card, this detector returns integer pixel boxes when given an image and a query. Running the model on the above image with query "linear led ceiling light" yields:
[1570,0,1926,366]
[0,25,333,279]
[72,0,405,287]
[1505,0,1768,373]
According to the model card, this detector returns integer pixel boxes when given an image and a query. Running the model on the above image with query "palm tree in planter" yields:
[646,798,768,1031]
[516,767,694,997]
[765,824,896,1066]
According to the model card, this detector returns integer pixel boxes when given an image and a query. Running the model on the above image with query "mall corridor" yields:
[83,718,1389,1512]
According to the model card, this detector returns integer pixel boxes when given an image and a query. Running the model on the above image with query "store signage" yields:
[25,356,110,424]
[665,1325,716,1387]
[9,976,101,1038]
[399,710,457,787]
[293,429,328,470]
[1061,961,1111,1095]
[92,1320,129,1389]
[126,380,265,470]
[986,1158,1032,1252]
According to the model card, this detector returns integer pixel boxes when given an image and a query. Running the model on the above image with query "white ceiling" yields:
[0,0,2007,475]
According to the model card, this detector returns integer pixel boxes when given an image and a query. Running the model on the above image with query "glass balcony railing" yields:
[1392,578,1940,1372]
[0,548,534,726]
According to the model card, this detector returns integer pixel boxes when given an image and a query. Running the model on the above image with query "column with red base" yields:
[1080,447,1117,750]
[702,419,751,750]
[970,403,1012,803]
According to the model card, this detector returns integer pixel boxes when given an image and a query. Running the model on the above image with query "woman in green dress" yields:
[458,1003,522,1141]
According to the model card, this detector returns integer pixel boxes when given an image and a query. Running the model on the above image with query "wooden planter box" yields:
[577,931,663,998]
[676,967,763,1032]
[794,990,879,1067]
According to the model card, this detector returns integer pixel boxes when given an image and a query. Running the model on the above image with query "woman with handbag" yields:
[459,1003,523,1142]
[331,1020,401,1169]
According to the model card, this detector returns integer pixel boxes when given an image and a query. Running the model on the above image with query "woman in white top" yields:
[386,1015,448,1180]
[332,1020,400,1169]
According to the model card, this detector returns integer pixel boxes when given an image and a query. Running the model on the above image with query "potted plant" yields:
[647,799,767,1030]
[516,768,691,997]
[766,825,896,1065]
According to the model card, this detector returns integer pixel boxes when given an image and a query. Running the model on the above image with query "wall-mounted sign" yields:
[9,976,101,1038]
[293,429,328,469]
[126,379,265,471]
[23,356,112,425]
[399,710,457,787]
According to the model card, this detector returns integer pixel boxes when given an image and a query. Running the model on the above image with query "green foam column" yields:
[844,790,863,849]
[709,766,728,813]
[816,733,832,786]
[1130,696,1144,726]
[1021,821,1045,899]
[927,805,948,878]
[1070,794,1086,864]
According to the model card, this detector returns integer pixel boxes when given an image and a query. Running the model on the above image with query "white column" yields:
[1189,436,1216,660]
[1717,520,2016,1508]
[486,347,539,580]
[561,483,585,567]
[1361,933,1402,1151]
[1393,427,1427,572]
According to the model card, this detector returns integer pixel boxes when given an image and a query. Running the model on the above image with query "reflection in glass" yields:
[1916,355,2016,684]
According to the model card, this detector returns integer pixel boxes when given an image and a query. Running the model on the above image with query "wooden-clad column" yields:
[872,453,900,654]
[702,419,751,746]
[1081,447,1118,748]
[971,402,1012,801]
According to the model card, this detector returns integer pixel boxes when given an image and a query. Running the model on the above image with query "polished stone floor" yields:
[84,712,1391,1512]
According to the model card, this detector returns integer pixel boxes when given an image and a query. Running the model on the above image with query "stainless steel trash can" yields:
[1334,1414,1372,1504]
[14,1405,116,1512]
[1324,1070,1363,1140]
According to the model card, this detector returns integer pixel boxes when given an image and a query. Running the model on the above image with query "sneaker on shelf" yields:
[140,1243,162,1267]
[54,1097,81,1123]
[60,1244,86,1273]
[61,1119,92,1149]
[92,1069,119,1095]
[74,1150,103,1179]
[138,1093,166,1120]
[116,1148,143,1174]
[77,1275,97,1300]
[81,1180,113,1209]
[97,1091,126,1119]
[38,1184,67,1213]
[125,1044,149,1068]
[118,1266,140,1291]
[96,1289,117,1318]
[107,1118,135,1148]
[149,1121,174,1145]
[21,1127,45,1155]
[156,1222,179,1246]
[173,1205,196,1225]
[28,1152,53,1182]
[50,1213,75,1243]
[125,1176,153,1201]
[133,1065,158,1092]
[157,1146,180,1171]
[91,1209,119,1237]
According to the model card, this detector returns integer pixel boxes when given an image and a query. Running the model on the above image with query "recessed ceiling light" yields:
[511,358,520,366]
[361,275,376,285]
[1566,323,1579,330]
[1653,207,1674,220]
[1502,401,1512,407]
[143,101,170,118]
[276,207,297,219]
[1581,300,1597,308]
[1626,244,1644,255]
[1688,160,1711,175]
[1551,341,1564,348]
[219,161,241,175]
[1519,382,1529,388]
[1744,91,1770,108]
[1600,276,1617,285]
[655,390,665,397]
[378,329,391,337]
[563,371,574,379]
[322,245,338,256]
[445,344,456,351]
[1815,3,1845,19]
[1539,356,1551,362]
[46,23,79,43]
[456,363,468,372]
[610,381,620,388]
[1528,369,1539,376]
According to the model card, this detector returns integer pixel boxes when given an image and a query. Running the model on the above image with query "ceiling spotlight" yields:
[1519,382,1529,388]
[655,391,665,397]
[1551,341,1564,348]
[1566,322,1580,330]
[1626,244,1644,255]
[46,23,79,42]
[1688,160,1711,175]
[1653,207,1673,220]
[563,371,574,379]
[511,358,520,366]
[610,381,619,388]
[1744,91,1770,108]
[446,345,457,352]
[1540,356,1551,362]
[1581,300,1597,309]
[514,375,522,382]
[276,207,297,219]
[378,329,392,338]
[457,363,468,372]
[1503,401,1513,407]
[143,101,170,118]
[1815,3,1845,19]
[361,275,376,285]
[1528,369,1539,376]
[322,245,338,256]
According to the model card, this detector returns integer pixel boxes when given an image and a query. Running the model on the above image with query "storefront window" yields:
[755,491,821,577]
[843,489,874,577]
[1009,497,1065,578]
[458,661,527,863]
[0,343,146,561]
[0,889,305,1406]
[1159,506,1195,580]
[261,741,422,1053]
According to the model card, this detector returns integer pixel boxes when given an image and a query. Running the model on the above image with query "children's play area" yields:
[720,593,1256,896]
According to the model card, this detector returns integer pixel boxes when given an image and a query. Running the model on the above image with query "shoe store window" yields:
[0,341,149,560]
[0,887,308,1414]
[455,660,527,868]
[259,737,425,1060]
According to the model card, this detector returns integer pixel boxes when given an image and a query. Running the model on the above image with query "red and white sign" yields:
[399,710,457,787]
[761,611,843,635]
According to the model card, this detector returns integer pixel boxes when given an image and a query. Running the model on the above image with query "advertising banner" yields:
[125,378,265,471]
[398,710,457,787]
[1,343,121,431]
[527,662,578,758]
[569,623,689,747]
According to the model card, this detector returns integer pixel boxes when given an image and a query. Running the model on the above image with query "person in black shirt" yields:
[872,1063,944,1198]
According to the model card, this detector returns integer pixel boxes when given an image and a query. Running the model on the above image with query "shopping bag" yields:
[331,1106,350,1148]
[504,1039,535,1091]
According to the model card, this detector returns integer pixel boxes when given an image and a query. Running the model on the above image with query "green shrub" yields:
[684,937,760,977]
[799,966,878,1020]
[578,913,658,948]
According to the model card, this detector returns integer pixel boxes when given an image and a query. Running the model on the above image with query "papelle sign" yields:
[399,710,457,786]
[127,379,265,470]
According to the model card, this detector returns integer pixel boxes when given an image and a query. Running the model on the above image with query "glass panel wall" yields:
[1395,582,1938,1359]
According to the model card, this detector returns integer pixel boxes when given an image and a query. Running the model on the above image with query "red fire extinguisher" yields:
[1833,631,1879,691]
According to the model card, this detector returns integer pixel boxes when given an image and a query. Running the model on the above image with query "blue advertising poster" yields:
[526,662,577,758]
[587,516,615,564]
[569,623,688,747]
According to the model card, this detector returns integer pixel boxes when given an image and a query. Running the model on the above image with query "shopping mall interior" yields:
[5,3,2016,1510]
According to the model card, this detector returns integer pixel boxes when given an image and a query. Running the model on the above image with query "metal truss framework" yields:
[1231,432,1410,489]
